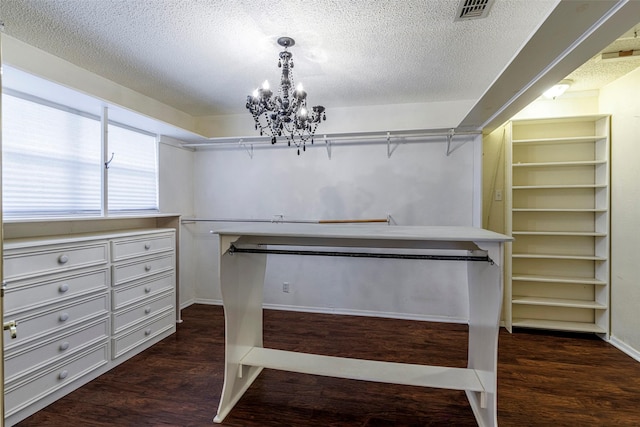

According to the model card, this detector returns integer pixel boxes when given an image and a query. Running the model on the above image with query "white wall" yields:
[158,137,196,308]
[189,138,481,322]
[196,100,476,137]
[511,92,600,120]
[599,67,640,359]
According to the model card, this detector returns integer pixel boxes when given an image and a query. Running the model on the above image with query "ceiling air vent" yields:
[455,0,494,21]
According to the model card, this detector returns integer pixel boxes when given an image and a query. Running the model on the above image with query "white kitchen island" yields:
[212,224,511,426]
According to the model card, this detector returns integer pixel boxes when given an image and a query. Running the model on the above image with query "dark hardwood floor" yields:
[16,304,640,426]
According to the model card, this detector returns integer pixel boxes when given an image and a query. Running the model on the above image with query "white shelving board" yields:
[505,115,610,336]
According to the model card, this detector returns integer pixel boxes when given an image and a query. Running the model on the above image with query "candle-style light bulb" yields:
[300,107,308,118]
[252,89,259,98]
[295,82,307,100]
[262,80,270,90]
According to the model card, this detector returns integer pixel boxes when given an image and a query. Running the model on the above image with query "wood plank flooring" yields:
[16,304,640,426]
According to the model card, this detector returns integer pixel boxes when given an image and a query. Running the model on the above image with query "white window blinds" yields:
[107,123,158,212]
[2,93,102,217]
[2,92,159,218]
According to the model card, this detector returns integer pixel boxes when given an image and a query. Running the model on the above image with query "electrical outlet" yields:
[282,282,290,293]
[495,190,503,201]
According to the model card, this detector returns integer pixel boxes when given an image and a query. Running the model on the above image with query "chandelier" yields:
[246,37,326,155]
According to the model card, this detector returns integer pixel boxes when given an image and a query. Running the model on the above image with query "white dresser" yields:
[3,228,177,426]
[110,231,176,359]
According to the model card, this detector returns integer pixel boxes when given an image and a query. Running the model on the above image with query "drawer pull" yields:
[144,306,151,314]
[59,341,70,351]
[59,283,70,293]
[144,286,152,293]
[59,312,70,322]
[3,320,18,339]
[59,370,69,380]
[144,264,152,272]
[58,254,69,264]
[144,328,152,336]
[144,243,151,250]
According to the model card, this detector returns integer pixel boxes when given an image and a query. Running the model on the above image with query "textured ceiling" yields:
[565,26,640,92]
[0,0,561,117]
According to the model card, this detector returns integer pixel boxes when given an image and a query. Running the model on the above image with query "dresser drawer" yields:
[4,293,109,348]
[111,231,175,262]
[112,310,175,359]
[4,317,109,383]
[112,291,174,334]
[4,241,109,281]
[112,253,174,286]
[111,272,174,310]
[4,268,109,315]
[5,342,108,416]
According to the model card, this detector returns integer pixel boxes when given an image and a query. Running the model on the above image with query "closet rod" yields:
[181,217,390,225]
[319,218,388,224]
[181,128,481,149]
[229,245,492,263]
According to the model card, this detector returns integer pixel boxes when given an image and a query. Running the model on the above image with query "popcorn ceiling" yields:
[2,0,628,118]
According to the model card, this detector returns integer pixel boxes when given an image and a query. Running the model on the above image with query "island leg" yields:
[214,249,268,423]
[466,244,503,427]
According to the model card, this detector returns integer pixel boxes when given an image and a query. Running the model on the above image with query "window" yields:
[107,124,158,212]
[2,92,159,218]
[2,93,102,216]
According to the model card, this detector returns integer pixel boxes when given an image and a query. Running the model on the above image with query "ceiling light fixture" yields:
[246,37,326,155]
[543,79,572,99]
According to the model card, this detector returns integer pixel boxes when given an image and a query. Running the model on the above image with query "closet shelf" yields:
[512,184,607,190]
[512,318,606,334]
[512,208,607,212]
[512,254,606,261]
[512,135,607,145]
[512,231,607,237]
[512,160,607,167]
[512,296,607,309]
[512,275,606,285]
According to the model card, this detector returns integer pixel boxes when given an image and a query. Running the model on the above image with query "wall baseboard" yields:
[193,298,222,306]
[180,298,198,310]
[609,336,640,363]
[191,298,467,324]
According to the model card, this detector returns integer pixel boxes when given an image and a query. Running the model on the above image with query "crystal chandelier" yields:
[246,37,326,155]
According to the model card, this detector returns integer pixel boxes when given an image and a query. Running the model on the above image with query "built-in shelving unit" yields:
[505,115,610,336]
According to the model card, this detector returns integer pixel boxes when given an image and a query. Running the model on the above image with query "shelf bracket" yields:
[239,139,253,159]
[387,132,401,158]
[446,129,455,156]
[324,135,332,160]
